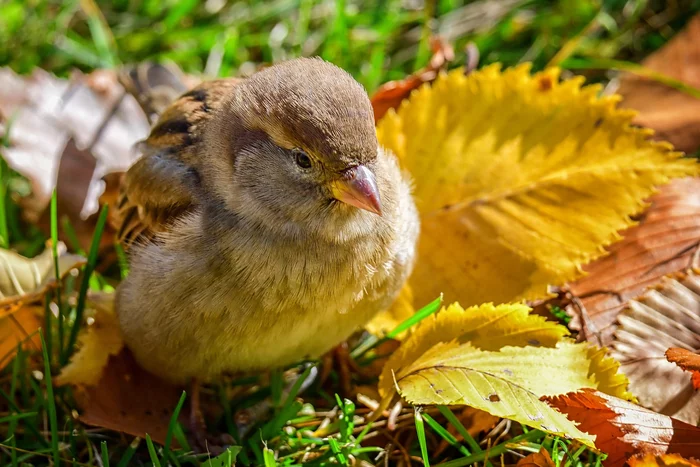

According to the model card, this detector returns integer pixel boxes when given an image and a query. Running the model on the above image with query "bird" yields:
[114,57,420,445]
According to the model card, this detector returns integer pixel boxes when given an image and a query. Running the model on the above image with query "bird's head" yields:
[203,57,390,239]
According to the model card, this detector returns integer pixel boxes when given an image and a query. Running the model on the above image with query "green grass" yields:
[0,0,697,465]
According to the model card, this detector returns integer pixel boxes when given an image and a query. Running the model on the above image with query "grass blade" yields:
[116,437,140,467]
[422,412,471,457]
[50,190,64,358]
[101,440,110,467]
[437,406,483,455]
[350,295,443,359]
[415,407,430,467]
[62,204,108,364]
[262,447,277,467]
[40,330,60,466]
[162,391,187,464]
[145,434,162,467]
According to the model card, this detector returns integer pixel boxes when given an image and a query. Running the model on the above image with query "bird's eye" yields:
[293,148,312,169]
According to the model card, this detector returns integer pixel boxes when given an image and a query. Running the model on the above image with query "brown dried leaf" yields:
[0,67,149,250]
[628,454,700,467]
[546,389,700,467]
[74,348,182,445]
[565,178,700,347]
[610,272,700,425]
[370,37,454,122]
[617,16,700,153]
[517,448,556,467]
[666,348,700,390]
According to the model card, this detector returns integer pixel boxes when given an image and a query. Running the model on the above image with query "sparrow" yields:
[114,57,419,441]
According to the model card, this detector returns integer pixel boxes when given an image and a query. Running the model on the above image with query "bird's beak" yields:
[331,165,382,216]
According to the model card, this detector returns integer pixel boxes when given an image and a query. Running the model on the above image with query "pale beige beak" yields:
[331,165,382,216]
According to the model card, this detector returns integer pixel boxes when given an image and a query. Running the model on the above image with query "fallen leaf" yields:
[394,340,597,446]
[628,453,700,467]
[379,302,570,397]
[376,64,698,310]
[547,389,700,467]
[55,296,124,386]
[517,448,556,467]
[0,242,84,305]
[74,348,182,445]
[610,272,700,425]
[617,16,700,153]
[0,243,84,369]
[371,36,454,122]
[0,67,149,250]
[666,348,700,390]
[379,303,631,448]
[0,305,42,369]
[565,177,700,347]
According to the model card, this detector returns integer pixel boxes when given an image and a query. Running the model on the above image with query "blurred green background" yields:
[1,0,699,91]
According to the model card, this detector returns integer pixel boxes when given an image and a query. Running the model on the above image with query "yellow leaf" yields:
[379,302,569,397]
[395,340,597,447]
[378,302,631,440]
[377,64,699,308]
[56,294,123,386]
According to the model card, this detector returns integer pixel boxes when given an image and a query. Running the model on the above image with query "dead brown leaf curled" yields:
[610,272,700,425]
[565,178,700,347]
[0,67,149,250]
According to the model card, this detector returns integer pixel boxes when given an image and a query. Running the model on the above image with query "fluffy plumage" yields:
[115,58,419,384]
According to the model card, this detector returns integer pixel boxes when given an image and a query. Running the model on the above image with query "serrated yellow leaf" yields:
[377,64,699,308]
[379,302,569,397]
[56,295,123,386]
[396,341,596,447]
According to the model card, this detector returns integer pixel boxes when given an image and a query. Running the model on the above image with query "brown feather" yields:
[116,78,240,247]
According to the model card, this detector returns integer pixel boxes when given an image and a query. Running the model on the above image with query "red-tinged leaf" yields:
[666,348,700,390]
[371,37,454,122]
[546,389,700,467]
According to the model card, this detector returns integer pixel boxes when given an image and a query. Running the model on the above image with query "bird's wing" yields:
[116,78,241,247]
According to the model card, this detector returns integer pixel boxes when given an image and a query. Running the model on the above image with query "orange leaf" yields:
[370,37,454,122]
[517,448,556,467]
[546,389,700,467]
[666,348,700,390]
[0,306,42,369]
